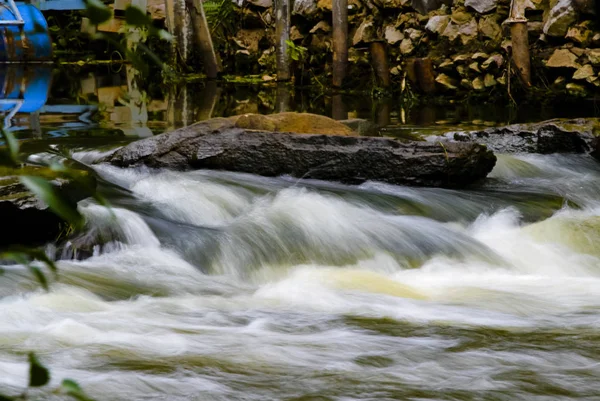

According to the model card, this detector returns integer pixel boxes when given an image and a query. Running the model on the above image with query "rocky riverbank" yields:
[149,0,600,99]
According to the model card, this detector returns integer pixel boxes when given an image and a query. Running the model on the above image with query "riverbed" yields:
[1,67,600,400]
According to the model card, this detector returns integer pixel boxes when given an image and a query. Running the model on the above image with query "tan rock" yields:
[232,113,356,135]
[484,73,497,87]
[469,62,481,72]
[435,73,458,90]
[587,49,600,65]
[478,15,502,41]
[405,28,424,41]
[453,54,471,62]
[290,26,304,41]
[481,54,504,70]
[546,49,580,69]
[573,64,594,80]
[385,25,404,45]
[310,21,332,34]
[400,38,415,54]
[566,83,587,96]
[439,59,454,70]
[565,26,592,45]
[472,52,489,60]
[353,18,377,45]
[472,77,485,91]
[461,78,473,89]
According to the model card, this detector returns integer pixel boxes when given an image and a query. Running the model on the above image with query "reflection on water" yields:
[2,66,600,145]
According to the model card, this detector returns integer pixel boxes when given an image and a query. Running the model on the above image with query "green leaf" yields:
[27,265,49,291]
[28,353,50,387]
[20,176,84,228]
[124,6,151,27]
[84,0,112,25]
[0,128,20,165]
[61,379,94,401]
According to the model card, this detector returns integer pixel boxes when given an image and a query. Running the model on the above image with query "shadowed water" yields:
[2,150,600,400]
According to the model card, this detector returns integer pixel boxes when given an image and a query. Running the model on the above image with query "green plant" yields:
[285,40,307,63]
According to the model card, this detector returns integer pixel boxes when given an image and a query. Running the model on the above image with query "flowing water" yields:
[3,67,600,400]
[2,151,600,400]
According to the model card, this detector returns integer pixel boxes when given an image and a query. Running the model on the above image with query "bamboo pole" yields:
[275,0,291,81]
[370,42,390,88]
[505,0,532,86]
[186,0,221,78]
[164,0,194,64]
[332,0,348,88]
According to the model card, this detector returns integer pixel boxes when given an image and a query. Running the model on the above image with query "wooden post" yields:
[332,94,347,120]
[370,42,390,88]
[275,0,291,81]
[276,82,290,112]
[506,0,532,86]
[164,0,194,65]
[332,0,348,88]
[186,0,221,78]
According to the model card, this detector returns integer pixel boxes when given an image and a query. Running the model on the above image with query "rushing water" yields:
[2,149,600,400]
[3,67,600,400]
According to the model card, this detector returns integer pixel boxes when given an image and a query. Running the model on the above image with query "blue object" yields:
[31,0,87,11]
[0,2,52,62]
[0,66,51,114]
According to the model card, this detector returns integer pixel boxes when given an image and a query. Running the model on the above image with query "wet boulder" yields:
[0,167,94,248]
[105,115,497,188]
[438,119,599,155]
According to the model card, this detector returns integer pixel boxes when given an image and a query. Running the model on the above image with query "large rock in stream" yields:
[105,113,496,188]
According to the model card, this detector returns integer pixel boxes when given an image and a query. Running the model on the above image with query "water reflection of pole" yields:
[186,0,221,78]
[275,0,291,81]
[276,82,290,112]
[197,81,222,120]
[332,0,348,88]
[375,99,391,127]
[332,94,347,120]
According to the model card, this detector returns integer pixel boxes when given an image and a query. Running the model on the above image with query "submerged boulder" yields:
[105,115,497,188]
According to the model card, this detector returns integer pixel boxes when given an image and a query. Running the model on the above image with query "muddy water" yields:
[2,67,600,400]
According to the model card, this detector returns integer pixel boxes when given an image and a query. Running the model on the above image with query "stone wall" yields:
[155,0,600,97]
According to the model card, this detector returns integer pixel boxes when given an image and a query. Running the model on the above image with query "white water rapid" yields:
[2,153,600,400]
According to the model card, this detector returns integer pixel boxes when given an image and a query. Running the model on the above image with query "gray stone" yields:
[247,0,272,7]
[106,116,497,189]
[425,15,450,34]
[411,0,448,14]
[442,18,478,45]
[543,0,577,37]
[400,38,415,54]
[384,25,404,45]
[465,0,497,14]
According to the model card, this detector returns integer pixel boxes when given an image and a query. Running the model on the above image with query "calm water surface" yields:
[1,67,600,400]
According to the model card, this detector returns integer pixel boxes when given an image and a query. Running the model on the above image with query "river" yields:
[1,67,600,400]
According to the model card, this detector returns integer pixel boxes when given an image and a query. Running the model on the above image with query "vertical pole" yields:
[506,0,531,86]
[186,0,221,79]
[275,82,290,112]
[370,42,390,88]
[275,0,291,81]
[332,94,347,120]
[332,0,348,88]
[165,0,194,65]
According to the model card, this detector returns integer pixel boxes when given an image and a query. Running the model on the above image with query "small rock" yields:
[317,0,332,10]
[478,15,502,41]
[553,76,566,87]
[586,75,599,86]
[400,38,415,54]
[385,25,404,45]
[293,0,319,16]
[472,52,489,60]
[566,26,593,45]
[439,59,454,70]
[290,26,304,41]
[566,82,587,96]
[587,49,600,65]
[570,47,586,57]
[469,62,481,72]
[248,0,272,7]
[435,73,458,90]
[425,15,450,34]
[465,0,497,14]
[262,75,275,82]
[592,33,600,47]
[451,10,473,24]
[453,54,471,62]
[484,73,497,87]
[543,0,577,37]
[353,18,377,45]
[482,54,504,69]
[405,28,424,41]
[391,66,402,75]
[546,49,580,69]
[573,64,594,80]
[412,0,447,14]
[443,18,478,45]
[461,78,473,89]
[456,65,467,76]
[310,21,332,34]
[472,76,485,91]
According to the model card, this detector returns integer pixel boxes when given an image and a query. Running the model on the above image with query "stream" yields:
[1,67,600,400]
